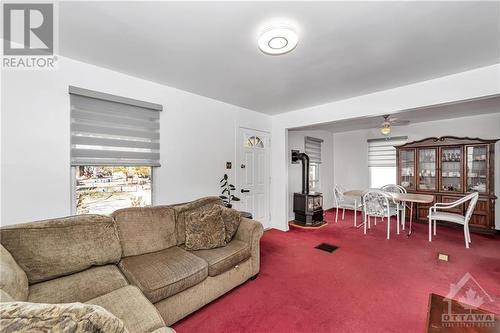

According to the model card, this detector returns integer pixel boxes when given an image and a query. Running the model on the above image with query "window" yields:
[244,135,264,148]
[305,136,323,191]
[309,162,320,191]
[369,166,397,188]
[69,86,162,214]
[305,136,323,164]
[368,136,407,188]
[75,166,152,214]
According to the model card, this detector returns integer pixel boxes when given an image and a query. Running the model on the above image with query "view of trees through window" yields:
[75,166,152,215]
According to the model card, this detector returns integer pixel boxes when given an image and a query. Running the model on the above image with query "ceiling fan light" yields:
[380,125,391,135]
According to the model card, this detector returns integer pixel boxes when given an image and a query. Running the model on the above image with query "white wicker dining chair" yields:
[380,184,406,194]
[333,184,363,225]
[428,192,479,248]
[380,184,410,231]
[362,189,400,239]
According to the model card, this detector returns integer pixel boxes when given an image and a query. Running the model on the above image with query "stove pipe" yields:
[292,151,310,194]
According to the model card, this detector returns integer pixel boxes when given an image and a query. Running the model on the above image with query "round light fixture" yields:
[380,124,391,135]
[258,25,298,55]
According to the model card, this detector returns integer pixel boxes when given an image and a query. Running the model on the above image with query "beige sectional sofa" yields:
[0,197,264,332]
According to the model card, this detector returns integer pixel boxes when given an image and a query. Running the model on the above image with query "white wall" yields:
[271,64,500,231]
[332,113,500,229]
[287,130,334,220]
[333,129,369,191]
[1,56,271,226]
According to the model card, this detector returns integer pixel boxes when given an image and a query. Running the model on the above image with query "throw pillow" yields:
[220,206,242,243]
[185,206,226,250]
[0,302,128,333]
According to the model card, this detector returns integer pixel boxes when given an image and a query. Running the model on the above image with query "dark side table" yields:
[239,211,253,219]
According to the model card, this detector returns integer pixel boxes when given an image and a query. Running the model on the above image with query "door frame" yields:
[237,127,271,227]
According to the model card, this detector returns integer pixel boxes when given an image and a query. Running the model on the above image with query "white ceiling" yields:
[289,96,500,133]
[59,1,500,114]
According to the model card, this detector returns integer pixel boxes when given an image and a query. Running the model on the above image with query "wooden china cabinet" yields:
[396,136,498,234]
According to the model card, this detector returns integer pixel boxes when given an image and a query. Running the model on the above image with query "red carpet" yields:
[173,209,500,333]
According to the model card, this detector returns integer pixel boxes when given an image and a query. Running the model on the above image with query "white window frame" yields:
[309,162,320,191]
[369,166,397,188]
[69,86,162,215]
[367,136,407,188]
[71,166,157,215]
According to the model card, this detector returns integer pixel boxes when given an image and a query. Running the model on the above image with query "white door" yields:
[238,128,270,226]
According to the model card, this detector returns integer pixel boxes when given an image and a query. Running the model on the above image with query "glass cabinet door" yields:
[399,149,415,190]
[466,145,488,193]
[418,148,437,191]
[440,146,462,192]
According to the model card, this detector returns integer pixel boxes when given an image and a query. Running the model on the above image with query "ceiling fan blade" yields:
[391,120,410,126]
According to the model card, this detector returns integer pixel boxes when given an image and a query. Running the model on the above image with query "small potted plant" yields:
[219,174,240,208]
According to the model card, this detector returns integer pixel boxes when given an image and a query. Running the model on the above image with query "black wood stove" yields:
[292,151,324,226]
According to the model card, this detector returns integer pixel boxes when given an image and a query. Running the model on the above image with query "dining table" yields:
[343,189,435,236]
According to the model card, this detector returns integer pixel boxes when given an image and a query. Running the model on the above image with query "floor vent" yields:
[438,253,449,261]
[315,243,339,253]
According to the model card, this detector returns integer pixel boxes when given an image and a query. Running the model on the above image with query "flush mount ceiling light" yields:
[258,25,298,55]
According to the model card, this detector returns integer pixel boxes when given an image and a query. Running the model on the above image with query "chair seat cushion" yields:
[29,265,128,304]
[190,239,251,277]
[384,206,399,216]
[118,247,208,303]
[429,211,466,224]
[86,285,164,333]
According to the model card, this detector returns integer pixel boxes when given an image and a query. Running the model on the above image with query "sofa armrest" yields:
[234,218,264,247]
[234,218,264,276]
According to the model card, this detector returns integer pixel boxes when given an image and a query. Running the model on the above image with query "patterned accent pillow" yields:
[185,205,226,250]
[220,206,242,243]
[0,302,128,333]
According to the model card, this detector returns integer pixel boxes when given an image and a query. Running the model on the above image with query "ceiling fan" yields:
[379,115,410,135]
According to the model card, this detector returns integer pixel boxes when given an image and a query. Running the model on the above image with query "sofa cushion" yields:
[112,206,177,257]
[86,286,164,333]
[0,301,128,333]
[190,239,251,276]
[0,245,28,302]
[171,197,223,245]
[220,206,242,243]
[119,247,208,303]
[0,215,122,284]
[185,206,226,250]
[29,265,128,304]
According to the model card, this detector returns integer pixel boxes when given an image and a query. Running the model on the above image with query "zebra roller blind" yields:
[367,136,408,167]
[305,136,323,164]
[69,86,162,166]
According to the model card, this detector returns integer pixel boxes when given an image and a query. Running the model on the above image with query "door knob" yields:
[241,189,250,193]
